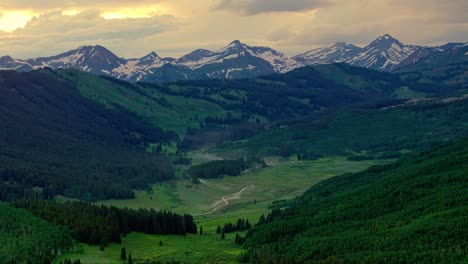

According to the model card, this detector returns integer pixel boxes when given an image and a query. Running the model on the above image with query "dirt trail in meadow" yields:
[194,185,254,216]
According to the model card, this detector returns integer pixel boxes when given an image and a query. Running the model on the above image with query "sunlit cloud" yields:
[0,10,37,32]
[63,10,81,16]
[101,5,169,20]
[0,0,466,59]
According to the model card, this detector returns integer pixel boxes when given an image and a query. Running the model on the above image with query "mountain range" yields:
[0,34,466,82]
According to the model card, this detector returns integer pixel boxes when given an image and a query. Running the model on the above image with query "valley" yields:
[0,36,466,263]
[57,156,390,263]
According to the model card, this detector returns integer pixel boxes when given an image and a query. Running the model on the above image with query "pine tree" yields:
[216,225,222,234]
[128,253,133,264]
[199,226,204,235]
[159,240,164,246]
[221,229,225,240]
[120,247,127,260]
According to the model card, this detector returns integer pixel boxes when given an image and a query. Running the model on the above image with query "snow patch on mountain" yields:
[293,42,362,65]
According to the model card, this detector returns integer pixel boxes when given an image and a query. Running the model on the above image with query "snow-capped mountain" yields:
[176,40,302,73]
[176,49,216,66]
[113,52,175,81]
[169,40,303,79]
[295,34,462,71]
[0,41,302,82]
[0,56,33,71]
[28,45,127,75]
[346,34,422,71]
[0,35,464,83]
[293,42,362,65]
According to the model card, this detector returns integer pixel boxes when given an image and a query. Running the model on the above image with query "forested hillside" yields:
[0,63,466,202]
[243,138,468,263]
[0,70,174,201]
[214,97,468,159]
[0,202,75,264]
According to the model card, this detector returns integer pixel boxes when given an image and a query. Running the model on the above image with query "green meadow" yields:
[61,157,390,263]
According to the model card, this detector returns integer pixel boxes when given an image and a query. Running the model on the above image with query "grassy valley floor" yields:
[57,157,391,263]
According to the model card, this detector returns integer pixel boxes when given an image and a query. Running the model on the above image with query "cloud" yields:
[0,10,180,58]
[212,0,331,15]
[0,0,466,59]
[264,0,467,50]
[0,0,168,11]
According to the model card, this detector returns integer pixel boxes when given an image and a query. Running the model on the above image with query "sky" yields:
[0,0,467,59]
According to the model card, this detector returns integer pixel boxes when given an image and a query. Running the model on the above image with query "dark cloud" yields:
[212,0,331,15]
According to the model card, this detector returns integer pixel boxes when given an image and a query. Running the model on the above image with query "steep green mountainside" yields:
[58,70,228,135]
[0,70,174,201]
[213,97,468,159]
[243,138,468,263]
[0,202,75,264]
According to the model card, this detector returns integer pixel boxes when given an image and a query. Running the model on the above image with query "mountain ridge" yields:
[0,35,465,82]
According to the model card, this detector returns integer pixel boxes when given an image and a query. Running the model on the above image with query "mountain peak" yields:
[217,40,249,53]
[367,34,402,51]
[374,34,399,43]
[77,45,106,51]
[334,41,354,47]
[140,51,160,61]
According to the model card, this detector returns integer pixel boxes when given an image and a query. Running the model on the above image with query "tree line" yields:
[188,159,250,179]
[13,199,197,248]
[216,218,252,234]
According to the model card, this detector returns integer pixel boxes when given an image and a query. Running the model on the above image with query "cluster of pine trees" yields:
[234,233,246,245]
[216,218,252,234]
[58,259,81,264]
[188,159,249,179]
[13,199,197,247]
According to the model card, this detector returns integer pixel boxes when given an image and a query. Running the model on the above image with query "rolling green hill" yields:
[243,137,468,263]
